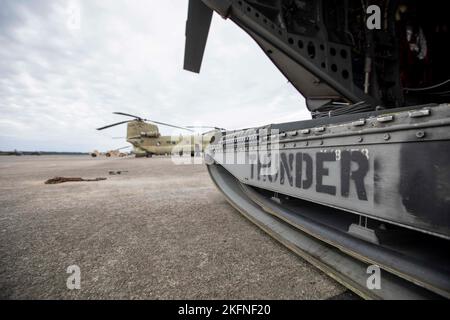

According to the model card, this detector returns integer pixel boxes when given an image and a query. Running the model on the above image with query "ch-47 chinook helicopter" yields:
[184,0,450,299]
[97,112,223,157]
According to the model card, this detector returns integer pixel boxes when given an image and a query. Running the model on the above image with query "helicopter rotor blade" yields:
[115,146,131,151]
[111,111,193,132]
[96,120,133,131]
[185,126,225,130]
[184,0,213,73]
[144,119,194,132]
[112,112,143,120]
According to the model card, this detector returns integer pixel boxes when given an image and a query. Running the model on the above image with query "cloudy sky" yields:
[0,0,309,152]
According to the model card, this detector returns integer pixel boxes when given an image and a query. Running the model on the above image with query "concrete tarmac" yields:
[0,155,349,299]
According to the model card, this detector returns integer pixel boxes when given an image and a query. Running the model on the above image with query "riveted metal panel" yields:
[207,104,450,239]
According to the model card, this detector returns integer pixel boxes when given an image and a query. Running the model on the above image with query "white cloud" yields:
[0,0,309,152]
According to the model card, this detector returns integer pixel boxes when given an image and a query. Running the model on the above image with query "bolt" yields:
[416,131,426,138]
[319,140,324,145]
[357,136,363,142]
[383,133,390,140]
